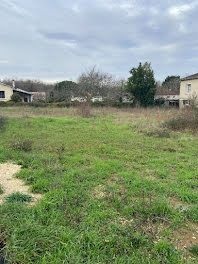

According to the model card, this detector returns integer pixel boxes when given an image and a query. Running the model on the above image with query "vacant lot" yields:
[0,106,198,263]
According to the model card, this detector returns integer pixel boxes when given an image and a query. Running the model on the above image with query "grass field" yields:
[1,106,198,263]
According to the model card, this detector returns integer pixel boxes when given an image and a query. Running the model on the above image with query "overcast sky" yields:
[0,0,198,82]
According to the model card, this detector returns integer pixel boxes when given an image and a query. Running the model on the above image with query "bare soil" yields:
[0,163,42,205]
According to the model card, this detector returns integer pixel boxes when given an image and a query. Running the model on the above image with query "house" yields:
[31,92,46,102]
[155,90,180,107]
[91,96,103,102]
[71,96,87,102]
[0,80,32,102]
[180,73,198,108]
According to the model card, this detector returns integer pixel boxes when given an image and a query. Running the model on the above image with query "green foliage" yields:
[189,245,198,256]
[11,93,22,103]
[127,62,156,107]
[54,80,79,102]
[154,98,165,106]
[162,75,180,90]
[5,192,33,203]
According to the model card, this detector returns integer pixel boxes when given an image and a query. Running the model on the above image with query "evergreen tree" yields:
[127,62,156,107]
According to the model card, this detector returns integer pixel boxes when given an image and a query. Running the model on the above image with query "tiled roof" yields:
[181,73,198,81]
[156,90,180,96]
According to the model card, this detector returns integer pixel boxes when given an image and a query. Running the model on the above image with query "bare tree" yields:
[77,66,127,101]
[77,66,113,97]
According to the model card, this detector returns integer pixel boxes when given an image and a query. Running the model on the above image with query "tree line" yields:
[1,63,181,106]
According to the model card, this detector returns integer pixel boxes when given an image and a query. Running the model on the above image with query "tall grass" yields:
[164,109,198,131]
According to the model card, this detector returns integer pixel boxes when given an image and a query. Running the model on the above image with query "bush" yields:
[10,139,33,152]
[11,93,22,103]
[154,98,165,106]
[164,109,198,131]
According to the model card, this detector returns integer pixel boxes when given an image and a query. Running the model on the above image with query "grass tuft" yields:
[5,192,33,203]
[10,139,33,152]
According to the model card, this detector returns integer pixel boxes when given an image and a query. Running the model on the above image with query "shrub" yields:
[164,109,198,131]
[10,139,33,152]
[154,98,165,106]
[5,192,33,203]
[11,93,22,103]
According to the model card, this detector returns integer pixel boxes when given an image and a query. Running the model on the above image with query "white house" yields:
[0,81,32,102]
[91,96,103,102]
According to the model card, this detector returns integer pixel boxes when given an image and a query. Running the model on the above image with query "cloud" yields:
[0,0,198,81]
[168,2,197,17]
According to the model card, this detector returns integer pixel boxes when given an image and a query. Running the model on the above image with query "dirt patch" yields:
[168,197,192,210]
[119,216,134,226]
[174,222,198,251]
[93,185,106,199]
[0,163,42,205]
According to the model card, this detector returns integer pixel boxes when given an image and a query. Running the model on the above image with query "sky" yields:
[0,0,198,82]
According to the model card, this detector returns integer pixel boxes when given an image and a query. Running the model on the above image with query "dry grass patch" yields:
[93,184,107,199]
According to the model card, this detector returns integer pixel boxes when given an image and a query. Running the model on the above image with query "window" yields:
[186,84,191,94]
[0,91,5,98]
[183,100,189,105]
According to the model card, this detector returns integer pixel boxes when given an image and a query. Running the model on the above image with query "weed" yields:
[164,109,198,132]
[76,102,91,118]
[10,139,33,152]
[146,129,171,138]
[189,245,198,256]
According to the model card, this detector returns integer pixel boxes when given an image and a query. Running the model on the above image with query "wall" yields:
[0,83,13,102]
[180,79,198,108]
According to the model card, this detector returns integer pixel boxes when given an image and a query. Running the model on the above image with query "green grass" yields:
[5,192,33,203]
[0,109,198,263]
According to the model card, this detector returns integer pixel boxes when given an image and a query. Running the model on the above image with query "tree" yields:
[127,62,156,107]
[77,66,113,97]
[53,81,79,101]
[162,75,180,91]
[11,93,22,103]
[77,66,127,101]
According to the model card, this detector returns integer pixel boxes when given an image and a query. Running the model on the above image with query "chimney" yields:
[12,80,15,89]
